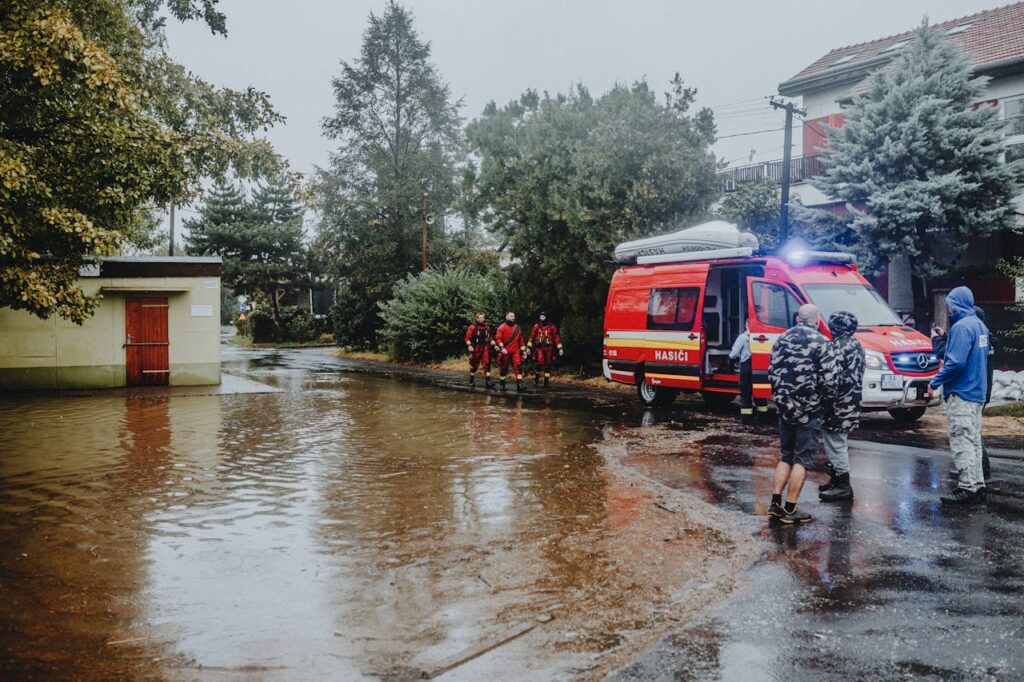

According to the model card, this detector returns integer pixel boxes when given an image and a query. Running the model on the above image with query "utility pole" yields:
[421,192,428,272]
[769,97,806,246]
[168,203,176,256]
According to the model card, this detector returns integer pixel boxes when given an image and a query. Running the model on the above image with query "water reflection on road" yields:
[0,349,738,680]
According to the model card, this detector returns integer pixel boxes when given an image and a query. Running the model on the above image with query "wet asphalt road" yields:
[1,341,1021,680]
[605,425,1024,680]
[241,347,1024,680]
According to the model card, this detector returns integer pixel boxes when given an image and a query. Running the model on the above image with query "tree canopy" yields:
[807,22,1020,316]
[314,0,463,348]
[465,77,718,359]
[0,0,282,322]
[185,176,306,330]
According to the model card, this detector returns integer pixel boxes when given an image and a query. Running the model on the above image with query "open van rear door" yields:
[746,277,803,400]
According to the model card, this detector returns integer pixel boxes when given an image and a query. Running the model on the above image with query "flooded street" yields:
[0,345,752,680]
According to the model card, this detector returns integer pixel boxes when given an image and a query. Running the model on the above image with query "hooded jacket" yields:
[824,311,865,433]
[769,319,839,426]
[929,287,990,404]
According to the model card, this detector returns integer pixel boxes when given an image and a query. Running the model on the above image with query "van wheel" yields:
[888,407,926,424]
[637,375,677,407]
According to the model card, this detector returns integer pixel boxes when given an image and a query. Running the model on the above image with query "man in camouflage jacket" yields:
[818,311,864,502]
[767,304,839,524]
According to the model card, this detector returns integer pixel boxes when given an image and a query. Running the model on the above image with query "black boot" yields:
[819,463,836,494]
[516,379,525,393]
[819,472,853,501]
[940,487,986,506]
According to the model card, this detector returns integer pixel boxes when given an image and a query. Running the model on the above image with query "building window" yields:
[648,288,700,331]
[1003,97,1024,162]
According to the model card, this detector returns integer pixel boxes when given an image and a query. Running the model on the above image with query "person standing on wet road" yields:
[729,319,768,425]
[818,311,864,502]
[494,312,527,392]
[933,305,994,482]
[768,303,839,524]
[928,286,991,506]
[465,312,495,389]
[526,312,563,388]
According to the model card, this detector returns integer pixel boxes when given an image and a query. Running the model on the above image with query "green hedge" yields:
[378,268,512,362]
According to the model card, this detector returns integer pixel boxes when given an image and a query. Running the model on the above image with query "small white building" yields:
[0,257,222,390]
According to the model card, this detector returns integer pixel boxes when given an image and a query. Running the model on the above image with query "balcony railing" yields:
[717,154,826,192]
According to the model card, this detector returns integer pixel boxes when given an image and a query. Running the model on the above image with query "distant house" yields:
[0,257,222,390]
[717,2,1024,334]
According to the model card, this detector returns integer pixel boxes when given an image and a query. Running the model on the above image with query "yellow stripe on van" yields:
[646,373,700,383]
[605,339,702,351]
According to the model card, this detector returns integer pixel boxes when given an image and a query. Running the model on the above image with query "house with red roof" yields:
[719,2,1024,343]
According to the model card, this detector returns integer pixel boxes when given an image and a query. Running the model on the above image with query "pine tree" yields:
[314,1,462,348]
[185,175,305,333]
[808,21,1020,320]
[184,180,248,256]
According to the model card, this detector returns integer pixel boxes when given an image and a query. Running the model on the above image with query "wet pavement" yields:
[606,424,1024,680]
[1,342,1021,680]
[0,345,752,680]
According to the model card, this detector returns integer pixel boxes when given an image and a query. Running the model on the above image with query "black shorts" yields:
[778,419,818,469]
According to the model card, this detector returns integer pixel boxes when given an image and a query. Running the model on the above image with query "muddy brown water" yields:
[0,355,752,680]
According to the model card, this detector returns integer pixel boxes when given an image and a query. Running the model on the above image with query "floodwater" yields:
[0,348,751,680]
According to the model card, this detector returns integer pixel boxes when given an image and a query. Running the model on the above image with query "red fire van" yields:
[603,223,940,423]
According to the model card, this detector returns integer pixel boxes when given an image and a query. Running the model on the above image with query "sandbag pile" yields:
[991,369,1024,403]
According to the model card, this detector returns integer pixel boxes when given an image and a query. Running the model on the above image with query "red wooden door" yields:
[125,297,170,386]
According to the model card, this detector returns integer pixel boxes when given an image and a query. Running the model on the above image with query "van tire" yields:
[636,375,677,407]
[888,407,926,424]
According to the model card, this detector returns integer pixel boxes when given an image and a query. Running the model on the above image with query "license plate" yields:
[881,373,902,391]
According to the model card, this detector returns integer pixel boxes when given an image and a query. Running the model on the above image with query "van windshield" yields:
[803,284,902,327]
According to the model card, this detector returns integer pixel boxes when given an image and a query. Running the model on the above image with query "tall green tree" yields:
[185,175,305,331]
[807,22,1020,320]
[466,77,718,359]
[717,178,784,249]
[0,0,282,323]
[314,1,462,348]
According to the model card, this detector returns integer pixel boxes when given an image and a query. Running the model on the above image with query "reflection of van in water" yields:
[603,222,940,423]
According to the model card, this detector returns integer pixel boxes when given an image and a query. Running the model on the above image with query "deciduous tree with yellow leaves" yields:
[0,0,283,322]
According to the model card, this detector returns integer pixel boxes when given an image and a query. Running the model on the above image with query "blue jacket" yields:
[929,287,990,404]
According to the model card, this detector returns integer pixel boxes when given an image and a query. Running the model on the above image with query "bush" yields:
[379,267,512,362]
[249,309,277,343]
[286,311,317,343]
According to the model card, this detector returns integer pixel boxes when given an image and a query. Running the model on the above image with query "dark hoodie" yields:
[825,311,865,432]
[929,287,990,404]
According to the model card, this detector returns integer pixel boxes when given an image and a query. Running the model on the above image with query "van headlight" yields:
[864,349,886,370]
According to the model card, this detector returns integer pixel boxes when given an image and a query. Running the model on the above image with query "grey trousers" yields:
[823,430,850,476]
[947,394,985,492]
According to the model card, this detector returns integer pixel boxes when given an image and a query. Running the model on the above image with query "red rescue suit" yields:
[464,322,493,376]
[494,321,526,380]
[527,322,562,377]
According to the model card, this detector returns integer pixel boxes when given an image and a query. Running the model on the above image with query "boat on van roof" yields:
[613,220,855,267]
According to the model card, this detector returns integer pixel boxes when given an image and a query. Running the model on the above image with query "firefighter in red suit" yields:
[464,312,494,388]
[526,312,563,388]
[494,312,526,392]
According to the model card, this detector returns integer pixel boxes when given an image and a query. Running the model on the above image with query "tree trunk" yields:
[887,253,914,323]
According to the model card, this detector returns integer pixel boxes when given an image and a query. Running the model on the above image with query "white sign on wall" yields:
[190,304,213,317]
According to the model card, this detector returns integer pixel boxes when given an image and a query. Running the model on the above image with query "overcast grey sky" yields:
[164,0,1001,188]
